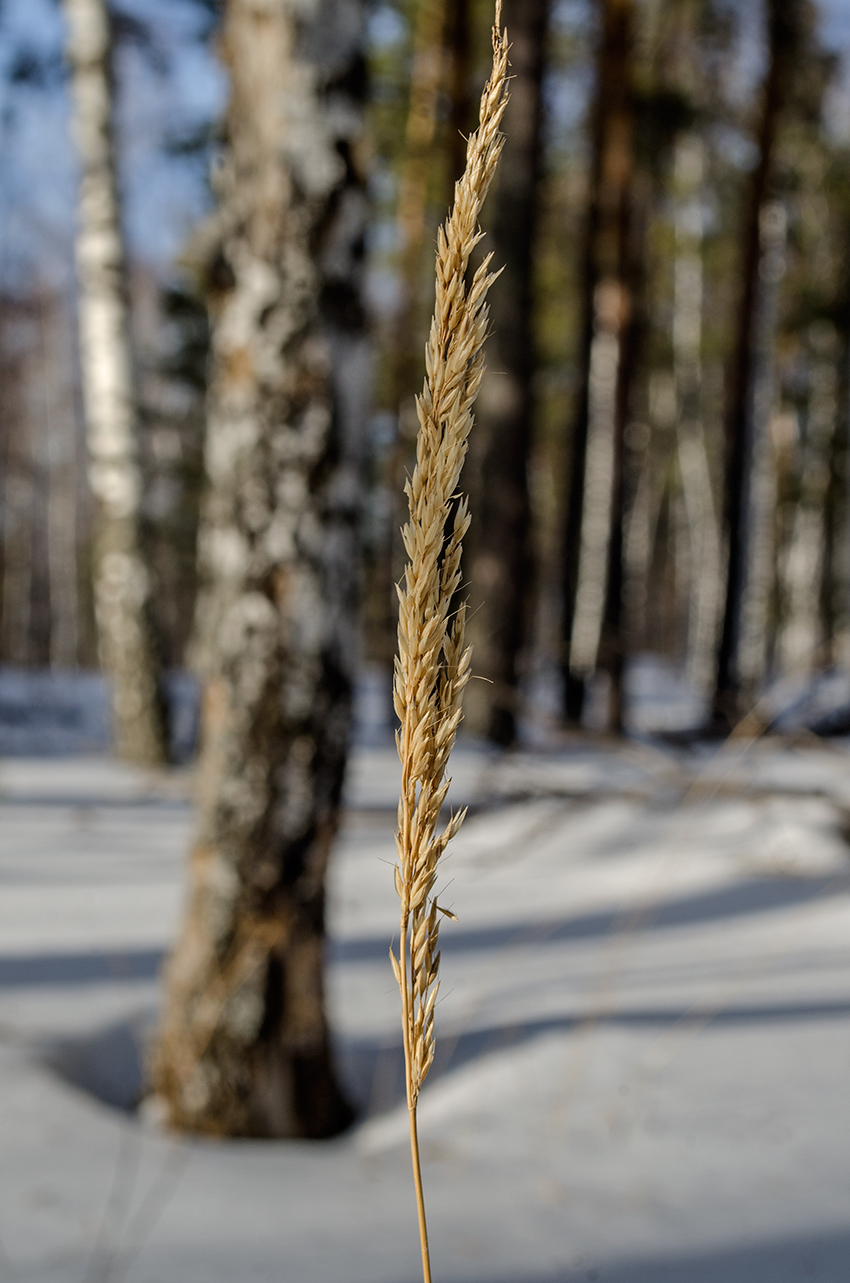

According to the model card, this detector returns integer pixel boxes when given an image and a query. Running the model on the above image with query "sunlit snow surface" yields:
[0,726,849,1281]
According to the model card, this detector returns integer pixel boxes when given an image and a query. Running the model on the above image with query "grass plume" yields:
[390,5,509,1279]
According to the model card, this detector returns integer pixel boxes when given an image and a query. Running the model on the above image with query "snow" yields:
[0,731,849,1281]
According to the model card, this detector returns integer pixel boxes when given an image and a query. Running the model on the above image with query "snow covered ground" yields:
[0,731,849,1282]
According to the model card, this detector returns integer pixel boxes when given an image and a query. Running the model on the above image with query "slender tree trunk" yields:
[778,321,837,675]
[446,0,472,188]
[29,314,53,668]
[0,322,32,666]
[40,295,81,670]
[597,171,648,733]
[624,435,662,648]
[735,221,785,696]
[392,0,450,409]
[561,0,636,729]
[821,257,850,665]
[63,0,168,763]
[672,135,721,698]
[711,0,798,728]
[153,0,368,1140]
[371,0,473,704]
[370,0,450,687]
[465,0,548,745]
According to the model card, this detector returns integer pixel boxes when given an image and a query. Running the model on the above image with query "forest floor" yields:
[0,713,849,1281]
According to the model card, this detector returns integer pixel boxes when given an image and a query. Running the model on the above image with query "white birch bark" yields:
[672,136,721,696]
[569,302,621,676]
[63,0,167,762]
[153,0,368,1139]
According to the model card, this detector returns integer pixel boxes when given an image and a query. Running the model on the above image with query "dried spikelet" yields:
[390,5,508,1281]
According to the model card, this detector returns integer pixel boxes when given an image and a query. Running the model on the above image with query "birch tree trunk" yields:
[561,0,637,729]
[465,0,548,745]
[152,0,368,1139]
[672,135,721,697]
[63,0,168,764]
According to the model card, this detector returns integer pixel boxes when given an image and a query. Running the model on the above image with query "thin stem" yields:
[409,1100,432,1283]
[400,876,431,1283]
[399,746,430,1283]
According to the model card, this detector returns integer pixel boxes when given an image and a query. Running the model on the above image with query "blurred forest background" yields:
[3,0,850,745]
[1,0,850,1150]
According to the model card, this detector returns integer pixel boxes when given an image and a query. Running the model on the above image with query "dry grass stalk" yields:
[390,6,509,1280]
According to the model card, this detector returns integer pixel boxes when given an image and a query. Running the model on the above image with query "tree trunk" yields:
[152,0,368,1140]
[464,0,548,746]
[63,0,168,764]
[40,293,82,670]
[392,0,450,409]
[367,0,452,692]
[711,0,799,729]
[672,135,721,698]
[0,302,33,666]
[777,321,837,675]
[822,323,850,665]
[561,0,637,729]
[446,0,473,188]
[734,210,785,694]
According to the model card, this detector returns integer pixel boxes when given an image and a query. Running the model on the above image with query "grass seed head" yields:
[391,2,509,1106]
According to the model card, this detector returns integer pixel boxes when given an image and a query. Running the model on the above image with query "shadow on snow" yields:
[437,1225,850,1281]
[8,864,849,1114]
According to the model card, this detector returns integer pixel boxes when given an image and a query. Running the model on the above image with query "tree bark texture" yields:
[711,0,799,728]
[153,0,368,1139]
[560,0,637,729]
[63,0,168,764]
[465,0,548,745]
